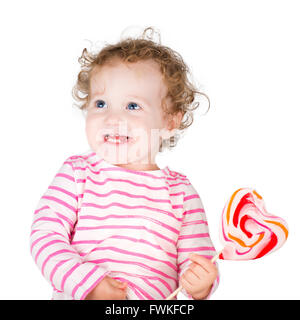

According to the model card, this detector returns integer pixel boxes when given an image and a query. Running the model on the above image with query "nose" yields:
[104,110,129,135]
[105,113,122,125]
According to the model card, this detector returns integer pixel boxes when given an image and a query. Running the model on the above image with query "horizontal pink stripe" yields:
[33,211,74,236]
[80,214,179,235]
[34,239,66,263]
[30,230,39,237]
[71,265,99,299]
[178,233,210,240]
[42,249,75,275]
[81,202,179,222]
[50,259,70,286]
[170,191,185,196]
[167,170,187,179]
[33,217,65,228]
[75,163,166,180]
[177,246,215,252]
[54,212,74,229]
[84,189,171,204]
[88,258,177,283]
[72,166,87,171]
[142,277,166,298]
[61,263,80,291]
[55,172,75,182]
[182,220,208,227]
[168,182,190,187]
[166,176,188,182]
[76,225,176,246]
[48,186,78,201]
[41,195,77,214]
[30,232,62,253]
[115,271,173,292]
[85,246,177,271]
[69,153,95,161]
[183,208,205,215]
[34,205,49,215]
[172,204,183,209]
[184,194,200,201]
[71,235,177,259]
[86,175,168,192]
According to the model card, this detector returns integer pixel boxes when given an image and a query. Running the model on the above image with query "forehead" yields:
[89,59,168,98]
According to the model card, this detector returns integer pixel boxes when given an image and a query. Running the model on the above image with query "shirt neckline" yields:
[90,150,170,177]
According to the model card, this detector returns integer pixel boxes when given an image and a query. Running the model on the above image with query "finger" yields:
[180,275,195,294]
[183,268,199,285]
[120,282,128,289]
[109,277,128,289]
[114,279,128,289]
[189,262,210,279]
[189,254,217,274]
[189,269,207,282]
[114,288,127,300]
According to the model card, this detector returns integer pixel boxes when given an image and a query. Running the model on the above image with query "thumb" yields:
[118,281,128,290]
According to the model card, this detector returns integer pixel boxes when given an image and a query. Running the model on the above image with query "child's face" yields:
[85,59,179,170]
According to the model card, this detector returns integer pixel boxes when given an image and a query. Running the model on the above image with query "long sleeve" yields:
[176,182,219,299]
[30,157,109,300]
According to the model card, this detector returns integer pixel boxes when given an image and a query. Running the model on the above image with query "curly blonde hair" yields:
[72,26,210,151]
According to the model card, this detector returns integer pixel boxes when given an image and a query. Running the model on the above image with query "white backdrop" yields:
[0,0,299,299]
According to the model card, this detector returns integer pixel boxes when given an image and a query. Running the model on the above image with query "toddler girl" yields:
[30,27,219,300]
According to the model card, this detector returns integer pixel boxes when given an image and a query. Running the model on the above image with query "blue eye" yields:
[95,100,141,110]
[127,102,141,110]
[95,100,107,109]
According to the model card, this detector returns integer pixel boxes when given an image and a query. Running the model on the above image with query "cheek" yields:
[142,114,165,131]
[85,116,100,145]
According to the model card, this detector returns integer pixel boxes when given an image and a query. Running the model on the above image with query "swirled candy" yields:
[219,188,288,260]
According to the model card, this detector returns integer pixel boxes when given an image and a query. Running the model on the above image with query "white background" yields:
[0,0,299,299]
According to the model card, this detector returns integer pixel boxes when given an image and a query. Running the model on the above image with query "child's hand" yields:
[84,276,127,300]
[180,253,218,300]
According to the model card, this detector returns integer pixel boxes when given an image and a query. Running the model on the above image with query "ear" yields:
[161,111,184,140]
[170,111,183,130]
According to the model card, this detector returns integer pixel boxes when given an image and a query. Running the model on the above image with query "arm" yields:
[177,182,219,299]
[30,156,109,300]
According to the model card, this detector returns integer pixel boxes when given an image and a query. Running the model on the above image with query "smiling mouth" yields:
[103,134,132,144]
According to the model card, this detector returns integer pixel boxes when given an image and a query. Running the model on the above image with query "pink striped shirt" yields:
[30,149,219,300]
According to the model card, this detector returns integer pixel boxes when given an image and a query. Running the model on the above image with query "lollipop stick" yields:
[165,250,222,300]
[165,285,182,300]
[211,250,222,263]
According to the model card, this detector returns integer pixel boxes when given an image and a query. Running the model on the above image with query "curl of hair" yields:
[72,26,210,151]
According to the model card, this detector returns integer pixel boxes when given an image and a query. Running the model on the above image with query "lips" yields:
[103,134,132,144]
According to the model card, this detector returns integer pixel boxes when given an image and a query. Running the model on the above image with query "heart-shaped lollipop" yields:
[166,188,288,300]
[219,188,288,260]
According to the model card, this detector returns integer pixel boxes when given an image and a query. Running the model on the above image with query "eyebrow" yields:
[91,88,105,97]
[91,91,150,106]
[127,95,150,106]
